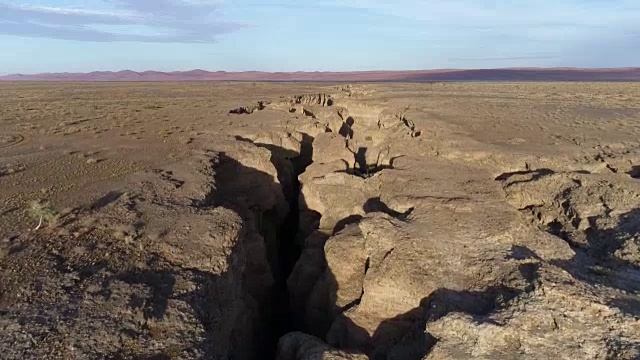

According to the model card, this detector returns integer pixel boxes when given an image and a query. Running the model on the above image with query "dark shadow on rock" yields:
[229,101,267,115]
[339,117,355,139]
[608,295,640,317]
[115,269,176,321]
[507,245,541,261]
[213,153,294,356]
[152,169,185,189]
[105,263,244,359]
[230,107,253,115]
[495,168,555,184]
[89,191,123,211]
[627,165,640,179]
[293,94,333,107]
[363,197,414,221]
[234,133,314,199]
[332,215,364,234]
[380,285,528,359]
[331,198,412,235]
[49,254,109,284]
[234,136,299,201]
[550,208,640,316]
[496,168,592,185]
[68,145,310,359]
[298,208,322,241]
[50,245,241,360]
[336,147,396,179]
[355,147,368,174]
[296,209,541,359]
[234,136,300,161]
[212,140,318,358]
[296,133,315,173]
[324,282,535,360]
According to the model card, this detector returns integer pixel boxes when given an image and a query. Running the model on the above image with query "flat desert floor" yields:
[1,82,639,359]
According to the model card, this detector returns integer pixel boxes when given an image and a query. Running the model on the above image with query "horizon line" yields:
[2,67,639,83]
[3,66,640,77]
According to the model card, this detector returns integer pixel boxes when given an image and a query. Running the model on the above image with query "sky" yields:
[0,0,639,74]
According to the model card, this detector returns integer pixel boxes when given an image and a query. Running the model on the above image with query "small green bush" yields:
[29,200,59,230]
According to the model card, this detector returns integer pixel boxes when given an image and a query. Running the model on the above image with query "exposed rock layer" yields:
[274,88,640,359]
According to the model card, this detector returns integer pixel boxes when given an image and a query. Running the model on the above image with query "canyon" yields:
[1,82,639,359]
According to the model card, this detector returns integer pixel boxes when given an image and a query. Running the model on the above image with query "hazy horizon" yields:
[1,1,639,75]
[4,66,640,77]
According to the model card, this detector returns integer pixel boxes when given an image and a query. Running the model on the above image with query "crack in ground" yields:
[226,93,425,358]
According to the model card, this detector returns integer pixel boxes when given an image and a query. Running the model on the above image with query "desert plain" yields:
[1,81,640,359]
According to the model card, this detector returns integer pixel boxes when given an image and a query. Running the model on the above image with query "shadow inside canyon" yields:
[102,147,306,359]
[102,144,637,360]
[290,238,540,359]
[288,176,542,360]
[336,147,404,179]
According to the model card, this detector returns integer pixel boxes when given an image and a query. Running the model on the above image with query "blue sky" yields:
[1,0,639,74]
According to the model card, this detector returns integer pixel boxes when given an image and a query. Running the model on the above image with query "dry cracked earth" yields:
[1,82,640,359]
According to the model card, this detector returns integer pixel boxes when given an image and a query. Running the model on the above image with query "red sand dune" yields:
[1,68,639,82]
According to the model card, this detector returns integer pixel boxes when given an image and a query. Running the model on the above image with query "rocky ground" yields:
[1,82,639,359]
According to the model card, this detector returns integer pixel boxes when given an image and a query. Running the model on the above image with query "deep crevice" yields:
[272,159,304,344]
[245,135,314,359]
[227,97,426,357]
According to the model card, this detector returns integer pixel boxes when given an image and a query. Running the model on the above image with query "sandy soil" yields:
[2,82,639,236]
[0,82,317,235]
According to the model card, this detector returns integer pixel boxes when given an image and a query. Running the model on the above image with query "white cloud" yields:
[0,0,244,42]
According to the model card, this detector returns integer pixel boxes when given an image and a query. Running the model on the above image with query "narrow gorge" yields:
[1,84,639,360]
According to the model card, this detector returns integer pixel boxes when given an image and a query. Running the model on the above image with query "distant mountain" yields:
[1,68,639,82]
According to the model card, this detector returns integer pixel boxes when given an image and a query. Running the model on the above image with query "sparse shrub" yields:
[29,200,59,230]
